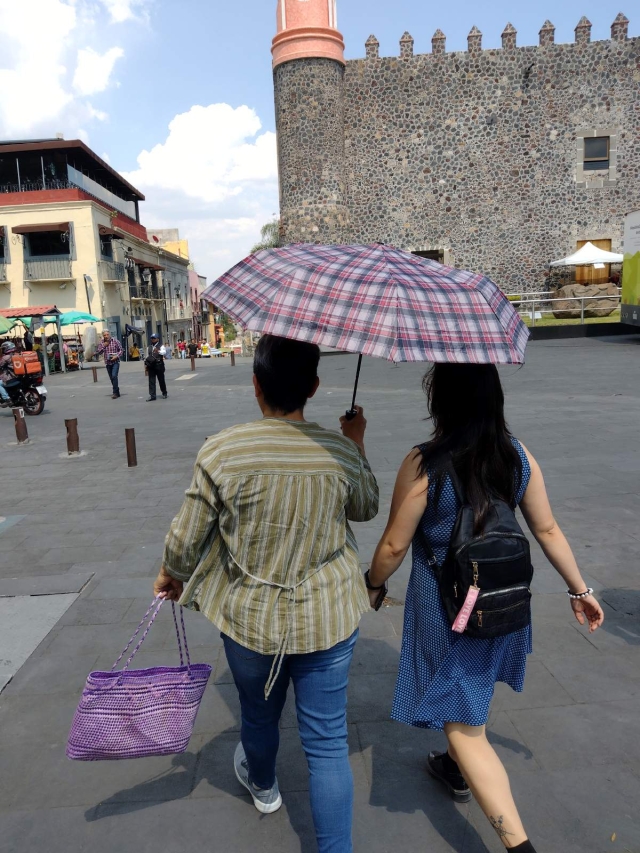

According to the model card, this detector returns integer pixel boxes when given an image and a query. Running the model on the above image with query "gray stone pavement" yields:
[0,338,639,853]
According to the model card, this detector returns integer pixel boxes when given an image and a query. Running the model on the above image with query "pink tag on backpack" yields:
[452,586,480,633]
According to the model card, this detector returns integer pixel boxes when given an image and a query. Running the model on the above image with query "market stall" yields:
[0,305,65,375]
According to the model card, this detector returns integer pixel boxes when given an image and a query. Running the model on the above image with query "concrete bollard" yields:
[92,366,98,383]
[65,418,80,455]
[12,407,29,445]
[230,352,236,367]
[190,356,196,372]
[125,428,137,468]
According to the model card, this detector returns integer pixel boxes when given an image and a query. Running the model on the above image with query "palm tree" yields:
[251,220,280,253]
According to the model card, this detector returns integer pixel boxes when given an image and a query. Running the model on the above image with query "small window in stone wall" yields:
[583,137,609,171]
[413,249,444,263]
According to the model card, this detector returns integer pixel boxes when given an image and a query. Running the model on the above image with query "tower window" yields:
[583,137,609,171]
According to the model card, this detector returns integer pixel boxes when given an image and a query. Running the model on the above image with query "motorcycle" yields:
[2,373,47,415]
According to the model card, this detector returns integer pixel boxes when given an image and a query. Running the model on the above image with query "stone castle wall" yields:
[275,17,640,291]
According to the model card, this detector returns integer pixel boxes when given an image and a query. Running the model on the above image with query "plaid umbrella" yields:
[202,243,529,365]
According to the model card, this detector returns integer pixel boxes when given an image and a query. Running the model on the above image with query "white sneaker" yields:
[233,742,282,814]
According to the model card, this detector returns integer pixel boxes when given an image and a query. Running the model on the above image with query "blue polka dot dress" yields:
[391,440,532,731]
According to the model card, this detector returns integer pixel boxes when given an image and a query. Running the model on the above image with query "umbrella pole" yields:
[345,354,363,420]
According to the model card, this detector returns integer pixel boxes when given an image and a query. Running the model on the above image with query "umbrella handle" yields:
[345,354,363,420]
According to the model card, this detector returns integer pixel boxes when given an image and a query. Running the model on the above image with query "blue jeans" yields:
[0,382,10,402]
[106,360,120,395]
[222,630,358,853]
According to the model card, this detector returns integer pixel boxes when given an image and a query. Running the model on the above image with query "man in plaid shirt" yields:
[96,330,123,399]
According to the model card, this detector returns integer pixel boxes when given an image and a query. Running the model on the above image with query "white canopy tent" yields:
[550,241,624,267]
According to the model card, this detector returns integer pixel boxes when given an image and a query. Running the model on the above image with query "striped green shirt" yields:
[163,418,379,655]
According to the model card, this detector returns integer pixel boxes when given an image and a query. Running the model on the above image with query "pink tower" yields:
[272,0,345,68]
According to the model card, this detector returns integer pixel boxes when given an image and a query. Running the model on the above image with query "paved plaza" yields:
[0,337,639,853]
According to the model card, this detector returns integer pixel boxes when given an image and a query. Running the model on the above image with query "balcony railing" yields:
[24,257,73,281]
[0,179,75,194]
[129,284,164,300]
[100,260,126,282]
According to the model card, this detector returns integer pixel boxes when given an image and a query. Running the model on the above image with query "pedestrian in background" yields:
[367,363,604,853]
[178,340,186,359]
[187,339,198,360]
[154,334,378,853]
[144,333,167,401]
[95,329,123,399]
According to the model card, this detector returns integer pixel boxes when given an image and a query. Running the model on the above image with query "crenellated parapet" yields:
[362,13,632,59]
[431,29,446,57]
[539,21,555,47]
[611,12,629,41]
[467,26,482,54]
[399,32,414,58]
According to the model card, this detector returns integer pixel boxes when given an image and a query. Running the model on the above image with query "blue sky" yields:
[0,0,635,280]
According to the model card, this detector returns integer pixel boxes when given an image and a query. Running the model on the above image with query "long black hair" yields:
[417,363,522,534]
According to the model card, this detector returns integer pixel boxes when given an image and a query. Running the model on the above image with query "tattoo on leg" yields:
[489,816,514,841]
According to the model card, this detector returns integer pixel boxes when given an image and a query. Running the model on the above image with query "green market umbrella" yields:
[59,311,103,326]
[0,316,15,334]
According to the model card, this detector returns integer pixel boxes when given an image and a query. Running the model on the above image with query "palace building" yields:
[272,1,639,291]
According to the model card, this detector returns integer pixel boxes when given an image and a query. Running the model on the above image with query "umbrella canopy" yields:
[202,243,529,364]
[550,242,624,267]
[59,311,103,326]
[0,316,15,334]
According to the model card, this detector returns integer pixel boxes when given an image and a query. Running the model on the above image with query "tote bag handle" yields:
[110,597,192,675]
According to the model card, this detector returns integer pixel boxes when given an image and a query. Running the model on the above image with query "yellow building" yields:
[0,139,189,348]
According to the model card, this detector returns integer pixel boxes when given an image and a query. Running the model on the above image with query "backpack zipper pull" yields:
[472,561,479,588]
[478,611,483,627]
[454,582,458,598]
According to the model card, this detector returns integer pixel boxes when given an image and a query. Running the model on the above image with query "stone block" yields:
[552,283,619,319]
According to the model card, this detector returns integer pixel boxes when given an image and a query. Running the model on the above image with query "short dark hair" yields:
[254,335,320,414]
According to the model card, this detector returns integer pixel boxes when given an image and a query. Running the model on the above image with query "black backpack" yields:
[417,462,533,639]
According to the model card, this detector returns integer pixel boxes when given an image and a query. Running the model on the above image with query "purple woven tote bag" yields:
[66,598,211,761]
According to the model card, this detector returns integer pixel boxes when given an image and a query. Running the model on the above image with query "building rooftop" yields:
[0,138,144,202]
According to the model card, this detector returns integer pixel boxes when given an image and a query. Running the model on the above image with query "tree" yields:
[220,313,237,343]
[251,219,280,253]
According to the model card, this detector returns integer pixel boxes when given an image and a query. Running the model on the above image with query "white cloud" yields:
[101,0,148,24]
[73,46,124,96]
[0,0,77,134]
[123,104,279,282]
[0,0,126,137]
[126,104,278,203]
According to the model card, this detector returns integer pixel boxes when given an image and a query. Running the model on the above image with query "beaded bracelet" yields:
[567,587,594,599]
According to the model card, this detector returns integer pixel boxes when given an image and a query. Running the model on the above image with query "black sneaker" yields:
[162,393,168,399]
[146,396,156,402]
[427,751,472,803]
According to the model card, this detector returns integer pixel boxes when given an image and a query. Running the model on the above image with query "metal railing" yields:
[129,284,163,300]
[24,257,73,281]
[100,260,126,282]
[0,179,75,194]
[516,294,621,327]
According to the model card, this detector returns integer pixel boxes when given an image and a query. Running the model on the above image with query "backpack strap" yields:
[414,522,440,570]
[446,457,466,506]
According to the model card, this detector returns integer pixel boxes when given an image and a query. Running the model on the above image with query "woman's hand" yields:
[153,567,183,602]
[340,406,367,453]
[368,587,382,609]
[571,594,604,633]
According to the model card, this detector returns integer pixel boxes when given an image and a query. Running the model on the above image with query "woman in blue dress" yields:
[366,364,604,852]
